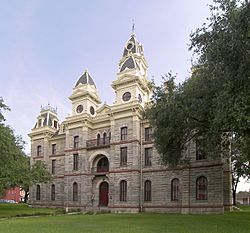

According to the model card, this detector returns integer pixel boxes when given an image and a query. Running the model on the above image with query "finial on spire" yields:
[132,19,135,35]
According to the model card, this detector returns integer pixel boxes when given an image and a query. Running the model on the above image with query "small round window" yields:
[76,104,83,113]
[122,92,131,102]
[126,42,134,50]
[90,106,95,115]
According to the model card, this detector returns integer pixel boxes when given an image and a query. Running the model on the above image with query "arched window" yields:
[36,185,40,201]
[120,180,127,202]
[51,184,55,201]
[171,178,180,201]
[121,127,128,141]
[73,182,78,201]
[103,132,107,145]
[37,145,42,156]
[97,157,109,172]
[144,180,151,202]
[74,136,79,148]
[196,176,207,200]
[97,134,101,146]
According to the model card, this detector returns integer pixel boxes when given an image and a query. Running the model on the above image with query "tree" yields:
[0,97,51,201]
[231,134,250,205]
[17,157,51,203]
[146,0,250,166]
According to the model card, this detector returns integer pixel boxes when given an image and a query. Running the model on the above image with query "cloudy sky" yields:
[0,0,248,191]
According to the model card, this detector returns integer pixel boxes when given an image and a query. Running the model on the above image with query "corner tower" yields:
[112,33,151,106]
[69,69,101,116]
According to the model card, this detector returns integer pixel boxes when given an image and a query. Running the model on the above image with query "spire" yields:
[132,19,135,35]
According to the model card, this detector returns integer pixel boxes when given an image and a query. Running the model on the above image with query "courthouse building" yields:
[29,33,232,213]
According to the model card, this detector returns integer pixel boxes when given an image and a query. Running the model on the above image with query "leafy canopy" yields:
[145,0,250,166]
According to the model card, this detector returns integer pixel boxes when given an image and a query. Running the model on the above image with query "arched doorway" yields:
[99,182,109,206]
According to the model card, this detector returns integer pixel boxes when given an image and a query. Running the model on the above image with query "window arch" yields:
[73,182,78,201]
[171,178,180,201]
[144,180,151,202]
[51,184,55,201]
[36,185,40,201]
[74,136,79,148]
[97,133,101,146]
[120,180,127,202]
[103,132,107,144]
[196,176,208,200]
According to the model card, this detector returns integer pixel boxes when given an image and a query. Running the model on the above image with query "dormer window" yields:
[38,119,42,127]
[54,121,58,129]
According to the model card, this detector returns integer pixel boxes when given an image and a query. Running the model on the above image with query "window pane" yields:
[121,127,128,141]
[145,148,152,166]
[196,176,207,200]
[144,180,151,202]
[120,180,127,201]
[120,147,127,166]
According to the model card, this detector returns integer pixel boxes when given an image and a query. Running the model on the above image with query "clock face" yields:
[122,92,131,102]
[76,104,83,113]
[138,94,142,103]
[126,42,134,50]
[90,106,95,115]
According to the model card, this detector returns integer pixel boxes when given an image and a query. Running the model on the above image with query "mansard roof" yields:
[75,69,96,88]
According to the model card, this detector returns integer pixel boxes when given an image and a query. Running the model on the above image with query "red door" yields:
[99,182,109,206]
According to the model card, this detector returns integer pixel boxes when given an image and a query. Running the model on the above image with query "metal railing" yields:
[91,166,109,173]
[86,137,110,148]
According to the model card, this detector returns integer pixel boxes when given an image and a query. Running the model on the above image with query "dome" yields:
[75,69,96,88]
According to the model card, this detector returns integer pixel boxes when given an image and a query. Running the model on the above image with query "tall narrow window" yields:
[121,127,128,141]
[120,180,127,202]
[144,180,151,202]
[73,154,79,171]
[145,127,153,141]
[52,144,56,155]
[51,184,55,201]
[103,132,107,144]
[120,147,127,166]
[171,178,180,201]
[196,139,206,160]
[97,134,100,146]
[37,145,42,156]
[73,182,78,201]
[36,185,40,201]
[144,148,152,166]
[74,136,79,148]
[196,176,208,200]
[52,160,56,174]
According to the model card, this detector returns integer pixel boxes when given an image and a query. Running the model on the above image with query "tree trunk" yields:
[232,188,236,206]
[24,190,29,203]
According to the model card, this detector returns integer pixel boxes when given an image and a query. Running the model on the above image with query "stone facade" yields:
[29,33,232,213]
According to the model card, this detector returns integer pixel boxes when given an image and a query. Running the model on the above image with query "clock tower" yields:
[69,69,101,116]
[112,33,151,107]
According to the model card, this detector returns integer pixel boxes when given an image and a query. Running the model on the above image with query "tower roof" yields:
[75,69,96,88]
[122,34,144,58]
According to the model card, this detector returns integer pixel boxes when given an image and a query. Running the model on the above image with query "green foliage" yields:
[0,98,51,198]
[146,0,250,166]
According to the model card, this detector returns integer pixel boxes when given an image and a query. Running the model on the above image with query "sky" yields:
[0,0,248,191]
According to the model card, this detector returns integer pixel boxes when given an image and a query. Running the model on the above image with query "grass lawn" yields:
[0,203,61,218]
[0,205,250,233]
